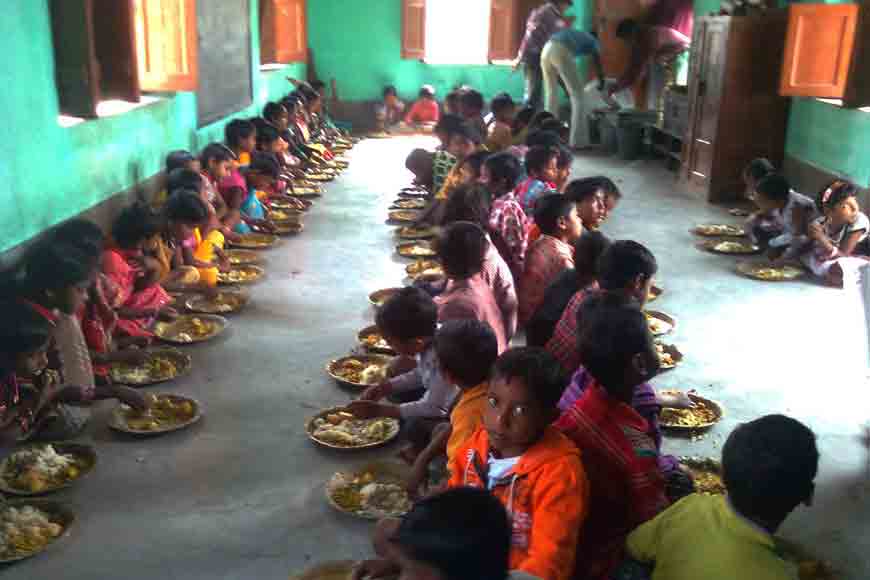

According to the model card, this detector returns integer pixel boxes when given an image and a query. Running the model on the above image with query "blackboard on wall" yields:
[196,0,253,127]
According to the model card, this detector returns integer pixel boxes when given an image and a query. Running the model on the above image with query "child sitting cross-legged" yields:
[404,85,440,128]
[623,414,819,580]
[515,145,560,215]
[405,319,499,497]
[234,152,281,235]
[519,193,584,326]
[750,173,817,260]
[448,347,589,580]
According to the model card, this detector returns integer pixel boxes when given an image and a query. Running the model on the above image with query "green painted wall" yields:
[0,1,305,253]
[306,0,591,103]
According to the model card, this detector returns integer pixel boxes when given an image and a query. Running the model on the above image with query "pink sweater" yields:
[436,275,508,353]
[481,238,518,341]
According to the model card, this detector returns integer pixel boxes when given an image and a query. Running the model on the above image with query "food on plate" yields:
[226,249,259,265]
[186,292,247,314]
[358,328,394,353]
[273,222,304,235]
[405,259,443,279]
[310,413,400,448]
[680,458,726,495]
[392,199,426,210]
[1,445,88,494]
[233,233,277,249]
[396,226,436,239]
[655,343,680,369]
[329,470,412,518]
[661,398,720,428]
[397,241,436,258]
[154,316,222,343]
[270,209,303,222]
[645,312,673,335]
[110,354,179,384]
[330,358,388,386]
[705,240,760,254]
[0,504,65,558]
[737,263,804,281]
[116,394,197,432]
[217,266,263,284]
[388,210,420,222]
[369,288,400,307]
[693,224,745,237]
[647,284,662,302]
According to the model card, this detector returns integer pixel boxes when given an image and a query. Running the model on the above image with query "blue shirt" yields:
[551,29,600,56]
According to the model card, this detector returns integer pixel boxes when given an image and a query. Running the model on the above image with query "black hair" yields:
[0,301,53,374]
[164,190,209,224]
[310,79,326,92]
[297,84,320,104]
[484,153,522,194]
[565,176,620,203]
[442,184,492,229]
[722,414,818,524]
[406,149,434,176]
[534,193,576,236]
[383,85,398,98]
[392,488,510,580]
[419,85,435,99]
[256,124,283,149]
[529,111,556,130]
[577,292,655,391]
[435,113,465,138]
[573,230,611,282]
[512,106,536,135]
[755,173,791,203]
[225,119,256,149]
[247,152,281,180]
[525,129,562,148]
[166,168,203,196]
[12,242,98,299]
[744,158,775,182]
[445,89,462,110]
[165,150,196,173]
[437,221,487,279]
[434,320,498,387]
[112,203,162,250]
[375,286,438,341]
[491,347,566,410]
[556,145,573,169]
[525,145,558,176]
[818,179,859,211]
[616,19,640,39]
[461,150,490,178]
[200,142,235,168]
[597,240,657,291]
[460,89,485,112]
[263,101,288,122]
[539,118,569,138]
[451,122,483,146]
[47,219,104,259]
[490,92,515,115]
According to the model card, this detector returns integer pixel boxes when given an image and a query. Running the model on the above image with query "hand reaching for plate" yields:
[360,380,392,402]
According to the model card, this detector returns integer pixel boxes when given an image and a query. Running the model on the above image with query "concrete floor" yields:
[6,137,870,579]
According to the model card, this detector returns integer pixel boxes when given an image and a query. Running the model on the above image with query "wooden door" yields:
[92,0,140,102]
[401,0,426,59]
[50,0,100,118]
[684,18,728,192]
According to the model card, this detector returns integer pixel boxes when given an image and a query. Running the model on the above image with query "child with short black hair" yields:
[376,85,405,133]
[565,177,614,230]
[459,89,487,138]
[519,194,584,325]
[484,153,528,278]
[626,414,819,580]
[436,222,507,353]
[449,346,588,580]
[515,145,559,214]
[161,190,213,289]
[165,150,200,174]
[199,143,234,223]
[434,113,466,150]
[234,152,280,234]
[404,85,440,127]
[743,157,775,200]
[749,173,817,256]
[487,93,517,152]
[555,145,574,192]
[511,106,536,146]
[459,150,489,185]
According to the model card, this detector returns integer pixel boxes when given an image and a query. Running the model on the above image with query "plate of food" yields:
[108,393,202,435]
[305,172,335,182]
[153,314,228,344]
[357,325,396,355]
[736,262,805,282]
[698,239,761,255]
[230,232,279,250]
[226,249,261,266]
[270,209,304,223]
[306,408,401,450]
[396,240,436,259]
[679,456,726,495]
[368,288,401,307]
[326,355,393,389]
[405,259,443,279]
[0,500,74,563]
[397,189,429,199]
[269,198,306,211]
[729,207,751,217]
[289,561,360,580]
[692,224,746,237]
[645,310,676,336]
[656,342,683,371]
[396,225,436,240]
[776,539,837,580]
[647,284,663,303]
[388,210,421,223]
[660,393,723,430]
[184,290,250,315]
[0,444,96,496]
[217,265,265,285]
[109,347,192,386]
[288,186,322,198]
[274,222,304,236]
[391,198,426,210]
[326,461,412,519]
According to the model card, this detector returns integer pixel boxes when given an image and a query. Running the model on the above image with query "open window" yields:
[50,0,198,120]
[260,0,308,66]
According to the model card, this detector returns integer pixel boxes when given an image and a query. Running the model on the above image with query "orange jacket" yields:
[448,426,589,580]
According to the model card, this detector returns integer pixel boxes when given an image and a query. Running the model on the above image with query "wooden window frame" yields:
[260,0,308,65]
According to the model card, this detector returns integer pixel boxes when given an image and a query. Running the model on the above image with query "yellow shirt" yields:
[627,494,795,580]
[193,228,224,287]
[446,382,488,463]
[238,151,251,167]
[435,164,464,201]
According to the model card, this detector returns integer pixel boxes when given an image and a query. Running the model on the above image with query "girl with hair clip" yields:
[803,180,870,287]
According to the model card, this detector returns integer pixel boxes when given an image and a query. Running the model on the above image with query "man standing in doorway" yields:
[541,29,605,149]
[515,1,574,110]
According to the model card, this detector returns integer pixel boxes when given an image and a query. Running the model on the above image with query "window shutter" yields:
[134,0,198,92]
[261,0,307,64]
[401,0,426,60]
[92,0,140,102]
[50,0,100,118]
[489,0,517,62]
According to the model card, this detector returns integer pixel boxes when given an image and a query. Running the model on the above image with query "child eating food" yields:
[404,85,440,127]
[487,93,517,152]
[750,173,817,259]
[515,145,560,214]
[484,153,527,278]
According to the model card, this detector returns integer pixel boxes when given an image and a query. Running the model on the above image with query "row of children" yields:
[0,80,350,442]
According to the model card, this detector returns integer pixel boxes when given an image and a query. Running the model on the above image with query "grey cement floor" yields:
[5,137,870,579]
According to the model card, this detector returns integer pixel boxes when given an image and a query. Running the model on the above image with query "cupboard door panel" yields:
[401,0,426,59]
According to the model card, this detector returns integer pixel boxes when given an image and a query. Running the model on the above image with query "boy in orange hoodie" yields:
[449,347,588,580]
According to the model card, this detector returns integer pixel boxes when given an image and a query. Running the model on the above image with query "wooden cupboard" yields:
[682,13,790,202]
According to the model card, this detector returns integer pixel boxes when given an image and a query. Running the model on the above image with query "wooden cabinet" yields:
[780,3,870,107]
[682,14,790,202]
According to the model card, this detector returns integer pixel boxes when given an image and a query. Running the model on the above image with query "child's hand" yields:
[351,559,399,580]
[346,400,391,420]
[404,463,429,498]
[657,389,694,409]
[118,387,149,413]
[218,258,231,272]
[360,381,392,402]
[159,306,179,321]
[113,349,150,366]
[808,221,825,242]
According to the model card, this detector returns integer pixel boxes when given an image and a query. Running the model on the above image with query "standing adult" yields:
[515,1,574,111]
[541,29,605,149]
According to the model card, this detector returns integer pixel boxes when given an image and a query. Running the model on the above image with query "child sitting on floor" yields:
[458,89,487,140]
[743,157,775,202]
[625,414,819,580]
[434,114,465,151]
[405,319,500,496]
[554,145,574,192]
[556,294,669,580]
[487,93,517,152]
[565,177,612,230]
[220,120,257,221]
[199,143,234,225]
[519,194,584,325]
[234,153,281,234]
[435,222,508,353]
[160,190,216,291]
[404,85,440,127]
[458,150,489,186]
[376,85,405,133]
[511,106,536,146]
[748,173,816,258]
[449,347,588,580]
[515,145,560,214]
[484,153,527,279]
[803,179,870,287]
[602,178,623,222]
